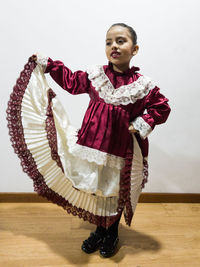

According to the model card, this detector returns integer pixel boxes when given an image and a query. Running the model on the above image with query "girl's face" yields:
[105,26,139,72]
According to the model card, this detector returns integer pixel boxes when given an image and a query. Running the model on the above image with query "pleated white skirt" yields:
[7,59,146,227]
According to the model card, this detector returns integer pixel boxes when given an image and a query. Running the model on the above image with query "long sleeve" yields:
[131,87,171,139]
[36,54,89,95]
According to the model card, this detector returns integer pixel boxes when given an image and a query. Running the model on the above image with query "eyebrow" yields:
[106,36,126,41]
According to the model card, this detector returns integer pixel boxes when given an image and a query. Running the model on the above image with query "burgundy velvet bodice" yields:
[45,59,170,158]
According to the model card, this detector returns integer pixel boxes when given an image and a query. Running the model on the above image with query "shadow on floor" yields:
[1,203,162,265]
[81,220,161,263]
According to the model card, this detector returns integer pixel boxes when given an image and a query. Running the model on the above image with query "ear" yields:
[132,45,139,56]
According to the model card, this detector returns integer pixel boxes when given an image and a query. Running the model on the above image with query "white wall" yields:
[1,0,200,193]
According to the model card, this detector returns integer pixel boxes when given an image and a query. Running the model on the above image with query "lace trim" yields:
[36,52,48,72]
[131,116,152,139]
[66,129,125,170]
[87,65,155,106]
[45,88,64,172]
[118,137,134,226]
[141,157,149,189]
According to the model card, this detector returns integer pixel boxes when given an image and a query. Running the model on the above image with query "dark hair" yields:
[108,23,137,45]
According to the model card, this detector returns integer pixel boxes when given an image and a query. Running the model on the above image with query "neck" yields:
[112,63,130,73]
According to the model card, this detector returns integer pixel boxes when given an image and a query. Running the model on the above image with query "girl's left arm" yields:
[130,87,171,139]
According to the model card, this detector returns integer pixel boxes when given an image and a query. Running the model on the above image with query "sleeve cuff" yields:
[131,116,152,139]
[36,52,48,72]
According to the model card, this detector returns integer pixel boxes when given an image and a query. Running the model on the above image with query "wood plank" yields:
[0,192,200,203]
[0,203,200,266]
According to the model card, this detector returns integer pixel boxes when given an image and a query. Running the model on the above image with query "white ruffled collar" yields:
[86,65,155,106]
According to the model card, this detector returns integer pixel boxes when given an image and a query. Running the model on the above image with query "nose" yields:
[111,41,118,50]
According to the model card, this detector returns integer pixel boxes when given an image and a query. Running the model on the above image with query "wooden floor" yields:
[0,202,200,267]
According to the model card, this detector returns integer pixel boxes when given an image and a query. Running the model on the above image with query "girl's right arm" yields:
[34,53,90,95]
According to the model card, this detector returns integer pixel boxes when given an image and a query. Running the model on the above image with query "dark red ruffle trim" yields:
[45,88,64,172]
[6,57,122,228]
[141,158,149,189]
[118,137,134,226]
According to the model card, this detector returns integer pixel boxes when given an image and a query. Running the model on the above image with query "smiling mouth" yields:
[111,52,121,58]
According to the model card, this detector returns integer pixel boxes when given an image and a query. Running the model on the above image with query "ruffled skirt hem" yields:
[6,57,148,227]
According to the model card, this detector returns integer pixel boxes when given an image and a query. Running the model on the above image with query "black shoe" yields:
[99,234,119,258]
[81,232,104,254]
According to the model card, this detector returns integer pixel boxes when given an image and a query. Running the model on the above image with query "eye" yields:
[106,41,111,46]
[117,39,125,44]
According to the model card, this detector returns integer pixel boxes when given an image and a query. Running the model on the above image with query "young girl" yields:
[7,23,171,258]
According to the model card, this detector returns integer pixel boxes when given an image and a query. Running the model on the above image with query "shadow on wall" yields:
[144,143,200,193]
